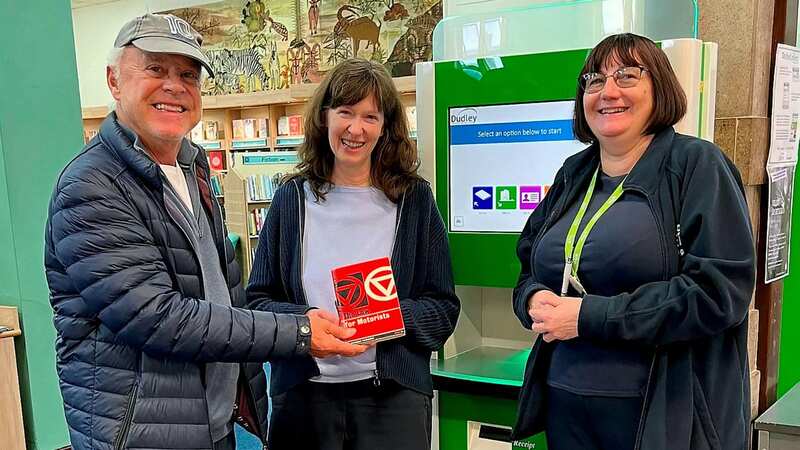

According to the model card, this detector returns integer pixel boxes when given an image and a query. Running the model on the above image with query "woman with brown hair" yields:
[247,58,460,450]
[511,34,755,450]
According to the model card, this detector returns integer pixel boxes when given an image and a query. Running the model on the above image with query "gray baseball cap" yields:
[114,13,214,77]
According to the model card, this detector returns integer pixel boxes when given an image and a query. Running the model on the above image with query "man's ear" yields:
[107,66,121,100]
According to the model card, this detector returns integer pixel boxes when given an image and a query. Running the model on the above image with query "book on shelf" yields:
[331,257,405,345]
[204,120,219,140]
[247,207,268,236]
[405,106,417,133]
[244,118,257,139]
[246,172,283,202]
[84,128,98,144]
[277,116,289,136]
[232,119,246,140]
[207,151,225,171]
[210,174,224,197]
[288,115,303,135]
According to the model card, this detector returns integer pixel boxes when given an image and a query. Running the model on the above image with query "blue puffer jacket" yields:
[45,113,309,450]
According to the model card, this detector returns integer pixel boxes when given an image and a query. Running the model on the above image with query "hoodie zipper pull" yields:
[373,369,381,387]
[675,223,684,257]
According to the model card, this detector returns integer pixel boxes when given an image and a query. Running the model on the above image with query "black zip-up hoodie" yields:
[511,128,755,450]
[246,177,461,397]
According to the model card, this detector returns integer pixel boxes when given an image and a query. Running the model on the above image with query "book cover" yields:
[207,151,224,171]
[277,116,289,136]
[331,257,405,345]
[288,115,303,135]
[244,118,257,139]
[204,121,219,140]
[232,119,245,140]
[258,118,269,137]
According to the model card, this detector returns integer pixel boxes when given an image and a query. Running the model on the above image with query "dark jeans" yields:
[269,379,432,450]
[545,385,643,450]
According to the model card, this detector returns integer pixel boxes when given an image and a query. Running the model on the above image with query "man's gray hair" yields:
[107,46,125,80]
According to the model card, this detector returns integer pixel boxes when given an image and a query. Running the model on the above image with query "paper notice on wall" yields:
[766,165,794,283]
[769,45,800,165]
[765,44,800,283]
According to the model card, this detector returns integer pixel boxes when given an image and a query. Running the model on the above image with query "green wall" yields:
[779,172,800,397]
[0,0,84,447]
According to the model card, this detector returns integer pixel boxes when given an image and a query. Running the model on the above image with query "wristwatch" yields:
[296,315,312,354]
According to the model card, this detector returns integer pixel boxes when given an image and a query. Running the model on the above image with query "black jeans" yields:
[545,385,643,450]
[269,379,432,450]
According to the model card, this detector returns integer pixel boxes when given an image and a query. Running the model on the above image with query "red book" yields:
[207,151,224,171]
[331,257,405,345]
[288,115,303,135]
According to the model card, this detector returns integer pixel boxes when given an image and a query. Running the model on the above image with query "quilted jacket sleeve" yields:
[47,171,307,362]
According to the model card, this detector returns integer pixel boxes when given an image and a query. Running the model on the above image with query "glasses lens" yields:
[583,74,606,93]
[615,67,643,88]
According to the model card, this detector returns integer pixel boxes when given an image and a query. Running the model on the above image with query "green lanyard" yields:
[561,166,626,295]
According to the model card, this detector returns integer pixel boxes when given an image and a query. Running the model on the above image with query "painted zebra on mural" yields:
[207,47,269,93]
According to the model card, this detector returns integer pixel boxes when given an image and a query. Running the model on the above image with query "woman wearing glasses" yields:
[511,34,755,450]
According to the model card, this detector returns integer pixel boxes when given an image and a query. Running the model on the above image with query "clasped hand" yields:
[306,309,371,358]
[528,290,581,343]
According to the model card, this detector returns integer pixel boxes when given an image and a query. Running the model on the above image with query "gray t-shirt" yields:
[302,183,397,383]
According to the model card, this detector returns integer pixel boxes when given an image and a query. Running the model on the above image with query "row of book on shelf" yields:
[209,174,224,197]
[248,207,268,236]
[247,173,283,202]
[189,115,305,142]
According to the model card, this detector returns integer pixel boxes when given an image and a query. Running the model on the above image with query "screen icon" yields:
[496,186,517,210]
[519,186,542,210]
[473,186,493,209]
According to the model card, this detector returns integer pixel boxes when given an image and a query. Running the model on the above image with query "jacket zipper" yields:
[634,352,657,450]
[622,185,668,449]
[114,379,140,450]
[161,187,216,447]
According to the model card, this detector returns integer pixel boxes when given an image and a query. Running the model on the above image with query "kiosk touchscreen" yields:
[448,100,585,234]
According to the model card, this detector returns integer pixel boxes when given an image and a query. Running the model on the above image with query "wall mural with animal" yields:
[160,0,442,95]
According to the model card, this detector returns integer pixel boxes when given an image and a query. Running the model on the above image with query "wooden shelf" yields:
[82,105,108,119]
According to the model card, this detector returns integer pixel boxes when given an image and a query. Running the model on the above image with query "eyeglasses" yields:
[581,66,648,94]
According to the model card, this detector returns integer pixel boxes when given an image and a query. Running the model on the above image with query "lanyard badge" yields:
[561,166,626,296]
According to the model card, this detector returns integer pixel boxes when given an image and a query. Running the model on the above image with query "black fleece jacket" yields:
[246,177,460,396]
[511,128,755,450]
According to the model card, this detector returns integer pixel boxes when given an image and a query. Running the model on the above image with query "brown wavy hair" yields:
[573,33,687,143]
[288,58,420,202]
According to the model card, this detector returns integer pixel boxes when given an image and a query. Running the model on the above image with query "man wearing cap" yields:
[45,13,366,450]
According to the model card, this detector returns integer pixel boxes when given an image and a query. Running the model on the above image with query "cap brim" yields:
[131,37,215,78]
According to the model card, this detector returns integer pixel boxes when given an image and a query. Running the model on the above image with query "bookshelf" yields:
[223,151,299,281]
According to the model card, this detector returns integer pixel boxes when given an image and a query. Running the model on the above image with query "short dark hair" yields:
[573,33,687,143]
[289,58,420,202]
